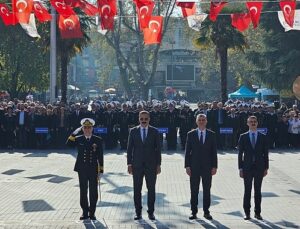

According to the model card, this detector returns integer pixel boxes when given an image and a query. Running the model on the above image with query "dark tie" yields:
[87,138,90,142]
[142,128,146,143]
[199,131,203,144]
[251,133,256,149]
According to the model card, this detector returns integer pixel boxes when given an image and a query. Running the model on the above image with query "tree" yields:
[41,9,94,103]
[0,21,49,98]
[194,10,248,103]
[100,0,176,99]
[246,3,300,93]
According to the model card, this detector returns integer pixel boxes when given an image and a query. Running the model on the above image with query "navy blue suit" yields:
[238,131,269,215]
[185,129,218,215]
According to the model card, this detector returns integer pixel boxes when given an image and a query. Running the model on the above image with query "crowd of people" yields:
[0,97,299,150]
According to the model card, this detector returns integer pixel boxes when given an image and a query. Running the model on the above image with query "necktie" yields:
[199,131,203,144]
[87,138,90,142]
[142,128,146,143]
[251,133,256,148]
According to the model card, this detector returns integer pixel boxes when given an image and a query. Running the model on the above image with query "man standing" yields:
[127,111,161,221]
[185,114,218,220]
[238,116,269,220]
[66,118,104,221]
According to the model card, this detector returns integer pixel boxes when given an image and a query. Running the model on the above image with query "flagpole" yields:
[50,6,57,104]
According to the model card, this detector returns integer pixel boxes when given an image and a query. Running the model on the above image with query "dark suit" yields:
[127,125,161,215]
[238,131,269,215]
[66,135,104,216]
[185,129,217,215]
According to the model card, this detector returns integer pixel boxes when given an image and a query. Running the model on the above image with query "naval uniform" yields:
[66,134,104,217]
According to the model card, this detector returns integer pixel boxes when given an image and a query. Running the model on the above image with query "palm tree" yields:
[194,14,248,103]
[42,9,93,103]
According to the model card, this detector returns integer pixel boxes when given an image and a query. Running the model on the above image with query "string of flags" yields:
[0,0,299,44]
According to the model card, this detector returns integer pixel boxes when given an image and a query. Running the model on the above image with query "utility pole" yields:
[50,6,57,103]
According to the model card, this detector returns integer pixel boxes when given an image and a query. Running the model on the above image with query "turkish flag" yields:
[12,0,33,24]
[181,3,196,17]
[50,0,75,16]
[176,1,195,9]
[33,2,52,22]
[58,14,83,39]
[143,16,163,45]
[231,13,251,32]
[279,1,296,28]
[209,1,227,22]
[135,1,155,29]
[97,0,116,30]
[77,0,98,16]
[246,2,263,28]
[0,4,18,25]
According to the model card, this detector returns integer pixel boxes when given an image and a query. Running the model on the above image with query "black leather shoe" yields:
[89,215,97,220]
[204,213,213,220]
[79,215,89,220]
[244,214,251,220]
[254,214,263,220]
[134,215,142,220]
[148,213,156,220]
[189,214,197,220]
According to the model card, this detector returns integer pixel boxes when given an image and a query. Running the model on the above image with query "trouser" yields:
[190,172,212,215]
[132,165,157,215]
[243,168,264,215]
[78,169,98,216]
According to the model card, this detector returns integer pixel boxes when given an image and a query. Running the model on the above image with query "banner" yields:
[35,127,49,134]
[157,127,168,133]
[94,127,108,134]
[220,127,233,134]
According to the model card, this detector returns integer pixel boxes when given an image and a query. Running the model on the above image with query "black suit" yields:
[127,125,161,215]
[66,135,104,216]
[238,131,269,215]
[185,129,217,215]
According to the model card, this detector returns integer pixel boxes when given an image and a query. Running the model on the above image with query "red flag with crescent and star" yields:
[246,2,263,28]
[33,1,52,22]
[134,0,155,29]
[12,0,33,24]
[50,0,75,16]
[59,14,83,39]
[176,1,195,9]
[231,13,251,32]
[0,3,18,25]
[209,0,227,22]
[181,3,196,17]
[279,0,296,28]
[143,15,163,45]
[97,0,116,30]
[77,0,98,16]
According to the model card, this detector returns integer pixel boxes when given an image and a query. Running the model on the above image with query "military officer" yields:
[66,118,104,221]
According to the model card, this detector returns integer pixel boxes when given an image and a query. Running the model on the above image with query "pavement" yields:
[0,147,299,229]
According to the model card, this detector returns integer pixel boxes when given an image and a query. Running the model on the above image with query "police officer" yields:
[66,118,104,221]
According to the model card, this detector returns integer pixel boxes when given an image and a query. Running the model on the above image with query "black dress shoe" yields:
[254,214,263,220]
[79,215,89,220]
[148,213,156,220]
[134,215,142,220]
[89,215,97,220]
[189,214,197,220]
[204,213,213,220]
[244,214,251,220]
